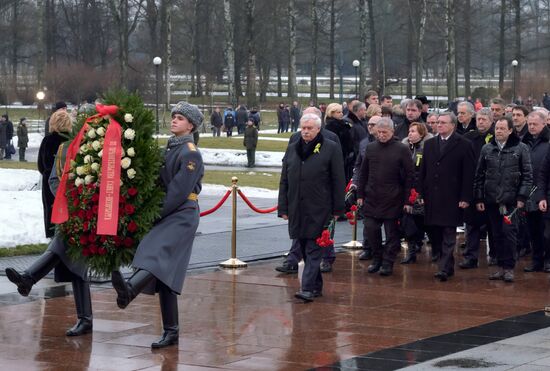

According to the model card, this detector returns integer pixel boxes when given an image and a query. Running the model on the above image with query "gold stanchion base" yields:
[342,240,363,249]
[219,258,248,269]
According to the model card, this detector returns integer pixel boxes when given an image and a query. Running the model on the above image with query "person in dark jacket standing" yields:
[474,116,533,282]
[357,118,414,276]
[37,111,73,238]
[290,101,302,132]
[210,107,223,137]
[224,108,235,137]
[419,112,475,281]
[456,102,477,135]
[394,99,425,140]
[460,108,496,269]
[236,105,248,135]
[278,113,345,302]
[16,117,29,161]
[522,111,550,273]
[112,102,204,348]
[324,103,354,180]
[3,114,13,159]
[243,118,258,167]
[344,101,367,167]
[0,116,7,159]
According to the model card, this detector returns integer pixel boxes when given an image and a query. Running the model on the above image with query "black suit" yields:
[420,133,475,275]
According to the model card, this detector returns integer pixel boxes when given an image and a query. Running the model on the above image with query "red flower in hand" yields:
[409,188,418,204]
[350,205,358,212]
[503,215,512,225]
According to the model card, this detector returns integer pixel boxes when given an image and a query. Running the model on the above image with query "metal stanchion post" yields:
[342,209,363,249]
[219,177,248,269]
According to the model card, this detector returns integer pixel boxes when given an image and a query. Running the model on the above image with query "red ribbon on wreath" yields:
[52,104,123,236]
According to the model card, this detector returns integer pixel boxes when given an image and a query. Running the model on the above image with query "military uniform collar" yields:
[167,134,194,149]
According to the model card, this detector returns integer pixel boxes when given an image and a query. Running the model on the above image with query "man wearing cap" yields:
[111,101,204,348]
[45,101,67,134]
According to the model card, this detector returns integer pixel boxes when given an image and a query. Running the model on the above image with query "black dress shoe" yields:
[151,330,179,348]
[312,290,323,297]
[359,250,373,260]
[294,291,315,302]
[459,259,478,269]
[431,253,441,262]
[320,261,332,273]
[275,262,298,274]
[5,268,34,297]
[367,261,382,273]
[400,254,416,264]
[434,271,448,282]
[66,319,93,336]
[544,262,550,273]
[379,264,393,276]
[524,264,544,272]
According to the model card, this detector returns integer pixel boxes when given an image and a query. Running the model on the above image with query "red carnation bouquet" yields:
[316,219,336,247]
[345,205,358,225]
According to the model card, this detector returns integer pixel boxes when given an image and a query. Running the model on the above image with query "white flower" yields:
[127,147,135,157]
[121,157,132,169]
[127,168,136,179]
[75,177,84,187]
[76,166,86,176]
[98,149,103,158]
[91,163,100,172]
[96,127,105,136]
[124,113,134,123]
[79,144,87,154]
[84,175,95,185]
[87,128,96,139]
[84,155,93,164]
[124,128,135,140]
[68,173,76,180]
[92,140,102,151]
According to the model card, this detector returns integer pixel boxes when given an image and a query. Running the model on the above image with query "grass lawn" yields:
[157,136,288,152]
[0,161,37,170]
[0,243,47,257]
[203,170,280,190]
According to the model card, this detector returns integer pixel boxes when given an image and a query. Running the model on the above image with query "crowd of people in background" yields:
[276,90,550,301]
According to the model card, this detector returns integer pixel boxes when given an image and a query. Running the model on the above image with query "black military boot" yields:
[66,278,93,336]
[401,241,417,264]
[151,284,179,349]
[111,270,155,309]
[5,251,59,296]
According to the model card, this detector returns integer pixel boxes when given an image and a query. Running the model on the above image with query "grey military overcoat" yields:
[133,134,203,295]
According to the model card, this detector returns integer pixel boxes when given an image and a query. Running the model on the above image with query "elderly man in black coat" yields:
[278,113,345,302]
[419,112,476,281]
[357,117,414,276]
[474,116,533,282]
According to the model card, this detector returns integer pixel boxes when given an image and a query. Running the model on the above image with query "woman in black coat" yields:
[37,110,73,237]
[324,103,354,180]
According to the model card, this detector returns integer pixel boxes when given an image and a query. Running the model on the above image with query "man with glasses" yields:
[419,112,475,281]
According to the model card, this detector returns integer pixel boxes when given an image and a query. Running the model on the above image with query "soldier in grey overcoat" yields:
[112,101,204,349]
[5,140,92,337]
[278,113,346,302]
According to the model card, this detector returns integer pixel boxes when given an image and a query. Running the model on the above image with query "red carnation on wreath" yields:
[58,90,165,277]
[316,219,335,247]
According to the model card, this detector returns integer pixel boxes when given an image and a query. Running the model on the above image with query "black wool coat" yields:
[278,134,346,239]
[357,138,414,219]
[522,127,550,212]
[419,133,475,227]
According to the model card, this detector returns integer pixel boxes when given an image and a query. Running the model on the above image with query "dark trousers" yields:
[486,203,517,269]
[246,148,256,167]
[287,239,336,266]
[291,121,298,132]
[463,223,494,261]
[516,212,531,253]
[297,239,323,292]
[226,128,233,137]
[212,126,221,137]
[430,226,457,274]
[18,147,26,161]
[365,217,400,264]
[527,211,547,267]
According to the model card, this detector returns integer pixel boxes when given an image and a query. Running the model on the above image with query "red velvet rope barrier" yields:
[199,190,232,217]
[237,190,278,214]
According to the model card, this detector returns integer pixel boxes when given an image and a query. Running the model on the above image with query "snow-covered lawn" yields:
[0,169,277,248]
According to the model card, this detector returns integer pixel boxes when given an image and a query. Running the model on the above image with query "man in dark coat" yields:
[357,117,414,276]
[419,112,475,281]
[278,113,345,302]
[0,116,7,159]
[344,101,367,165]
[512,105,529,140]
[522,111,550,273]
[2,114,13,159]
[112,102,204,348]
[290,101,302,132]
[210,107,223,137]
[474,116,533,283]
[456,102,477,135]
[243,118,258,167]
[460,108,495,269]
[394,99,425,140]
[236,105,249,135]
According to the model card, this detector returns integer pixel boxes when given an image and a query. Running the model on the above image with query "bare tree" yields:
[498,0,506,94]
[310,0,319,105]
[288,0,297,100]
[414,0,427,94]
[358,0,368,98]
[245,0,257,107]
[223,0,236,106]
[463,0,471,97]
[445,0,457,100]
